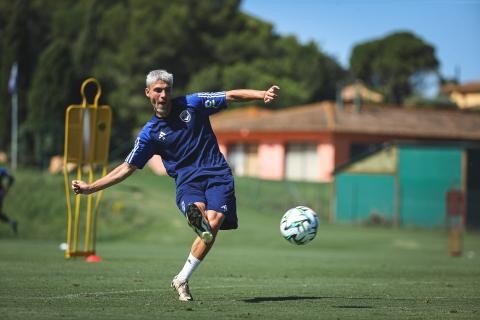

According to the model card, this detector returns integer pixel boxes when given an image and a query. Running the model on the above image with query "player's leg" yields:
[190,206,225,260]
[191,174,238,261]
[176,182,213,243]
[172,182,211,301]
[0,195,17,234]
[185,202,213,243]
[171,203,224,301]
[0,211,10,223]
[172,176,235,301]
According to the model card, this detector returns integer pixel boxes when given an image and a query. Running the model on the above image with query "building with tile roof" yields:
[442,81,480,109]
[208,101,480,182]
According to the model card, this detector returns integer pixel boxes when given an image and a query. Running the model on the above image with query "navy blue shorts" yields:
[176,175,238,230]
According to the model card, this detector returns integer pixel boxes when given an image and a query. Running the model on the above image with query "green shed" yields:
[333,142,480,228]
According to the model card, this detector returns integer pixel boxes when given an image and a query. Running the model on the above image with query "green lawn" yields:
[0,168,479,319]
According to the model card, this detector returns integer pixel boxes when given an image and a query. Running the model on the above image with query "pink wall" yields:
[317,143,335,182]
[148,134,390,181]
[216,132,402,182]
[258,143,285,180]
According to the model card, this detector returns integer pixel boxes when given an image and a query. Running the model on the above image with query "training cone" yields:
[85,255,103,263]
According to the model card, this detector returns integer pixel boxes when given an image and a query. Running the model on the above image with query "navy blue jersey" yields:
[125,92,231,187]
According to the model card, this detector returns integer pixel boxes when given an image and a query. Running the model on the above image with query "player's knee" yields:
[207,211,224,233]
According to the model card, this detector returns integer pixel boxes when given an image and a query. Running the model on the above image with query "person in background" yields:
[0,167,17,235]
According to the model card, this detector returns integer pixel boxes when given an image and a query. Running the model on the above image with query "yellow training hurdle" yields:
[63,78,112,261]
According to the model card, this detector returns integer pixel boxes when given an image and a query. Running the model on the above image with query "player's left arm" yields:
[226,85,280,104]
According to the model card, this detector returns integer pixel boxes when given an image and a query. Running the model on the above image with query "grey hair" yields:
[146,69,174,87]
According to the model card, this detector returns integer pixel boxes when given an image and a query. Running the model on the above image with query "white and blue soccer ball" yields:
[280,206,319,245]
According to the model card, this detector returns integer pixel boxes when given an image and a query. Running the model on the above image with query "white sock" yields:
[176,253,202,282]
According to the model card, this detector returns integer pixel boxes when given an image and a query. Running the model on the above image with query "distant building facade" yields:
[149,102,480,182]
[333,142,480,228]
[442,81,480,109]
[341,82,383,104]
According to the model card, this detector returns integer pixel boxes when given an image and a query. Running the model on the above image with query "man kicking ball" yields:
[72,69,279,301]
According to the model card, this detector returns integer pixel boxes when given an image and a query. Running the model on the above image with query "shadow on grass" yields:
[243,296,323,303]
[243,296,374,309]
[333,305,374,309]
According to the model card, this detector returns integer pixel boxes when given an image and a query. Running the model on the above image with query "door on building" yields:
[466,148,480,228]
[335,174,396,224]
[398,146,463,228]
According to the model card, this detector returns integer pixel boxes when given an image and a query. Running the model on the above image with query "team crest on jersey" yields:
[179,110,191,123]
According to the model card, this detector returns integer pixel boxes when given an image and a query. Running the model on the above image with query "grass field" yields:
[1,168,479,319]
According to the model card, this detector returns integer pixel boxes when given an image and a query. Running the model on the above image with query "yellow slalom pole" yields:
[91,106,111,256]
[63,107,74,258]
[91,166,107,254]
[81,78,102,260]
[73,167,83,255]
[73,91,88,256]
[84,170,94,255]
[64,171,72,258]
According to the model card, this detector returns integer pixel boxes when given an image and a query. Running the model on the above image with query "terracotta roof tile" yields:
[441,81,480,94]
[211,101,480,140]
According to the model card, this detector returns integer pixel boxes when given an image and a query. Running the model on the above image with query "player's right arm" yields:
[72,162,136,195]
[73,120,155,195]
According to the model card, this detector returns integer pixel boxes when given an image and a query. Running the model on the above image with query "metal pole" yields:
[11,92,18,170]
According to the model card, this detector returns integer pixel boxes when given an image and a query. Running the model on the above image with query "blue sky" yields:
[241,0,480,83]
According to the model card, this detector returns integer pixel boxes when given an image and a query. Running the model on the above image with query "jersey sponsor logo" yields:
[198,92,224,109]
[179,110,191,123]
[204,99,216,108]
[221,204,228,212]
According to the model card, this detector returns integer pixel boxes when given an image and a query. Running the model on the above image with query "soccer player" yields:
[72,69,279,301]
[0,166,17,234]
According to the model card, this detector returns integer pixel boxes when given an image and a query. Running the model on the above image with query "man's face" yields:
[145,80,172,117]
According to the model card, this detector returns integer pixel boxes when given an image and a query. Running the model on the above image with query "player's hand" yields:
[72,180,91,195]
[264,85,280,104]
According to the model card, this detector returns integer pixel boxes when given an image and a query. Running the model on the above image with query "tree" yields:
[0,0,347,166]
[349,31,439,104]
[188,24,345,109]
[25,39,76,166]
[0,0,51,152]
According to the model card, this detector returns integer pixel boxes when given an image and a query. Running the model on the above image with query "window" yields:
[227,143,258,177]
[285,143,318,181]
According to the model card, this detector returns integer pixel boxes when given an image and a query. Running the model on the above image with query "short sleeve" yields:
[186,92,227,116]
[125,135,156,169]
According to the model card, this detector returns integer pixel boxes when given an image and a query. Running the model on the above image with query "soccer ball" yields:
[280,206,319,245]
